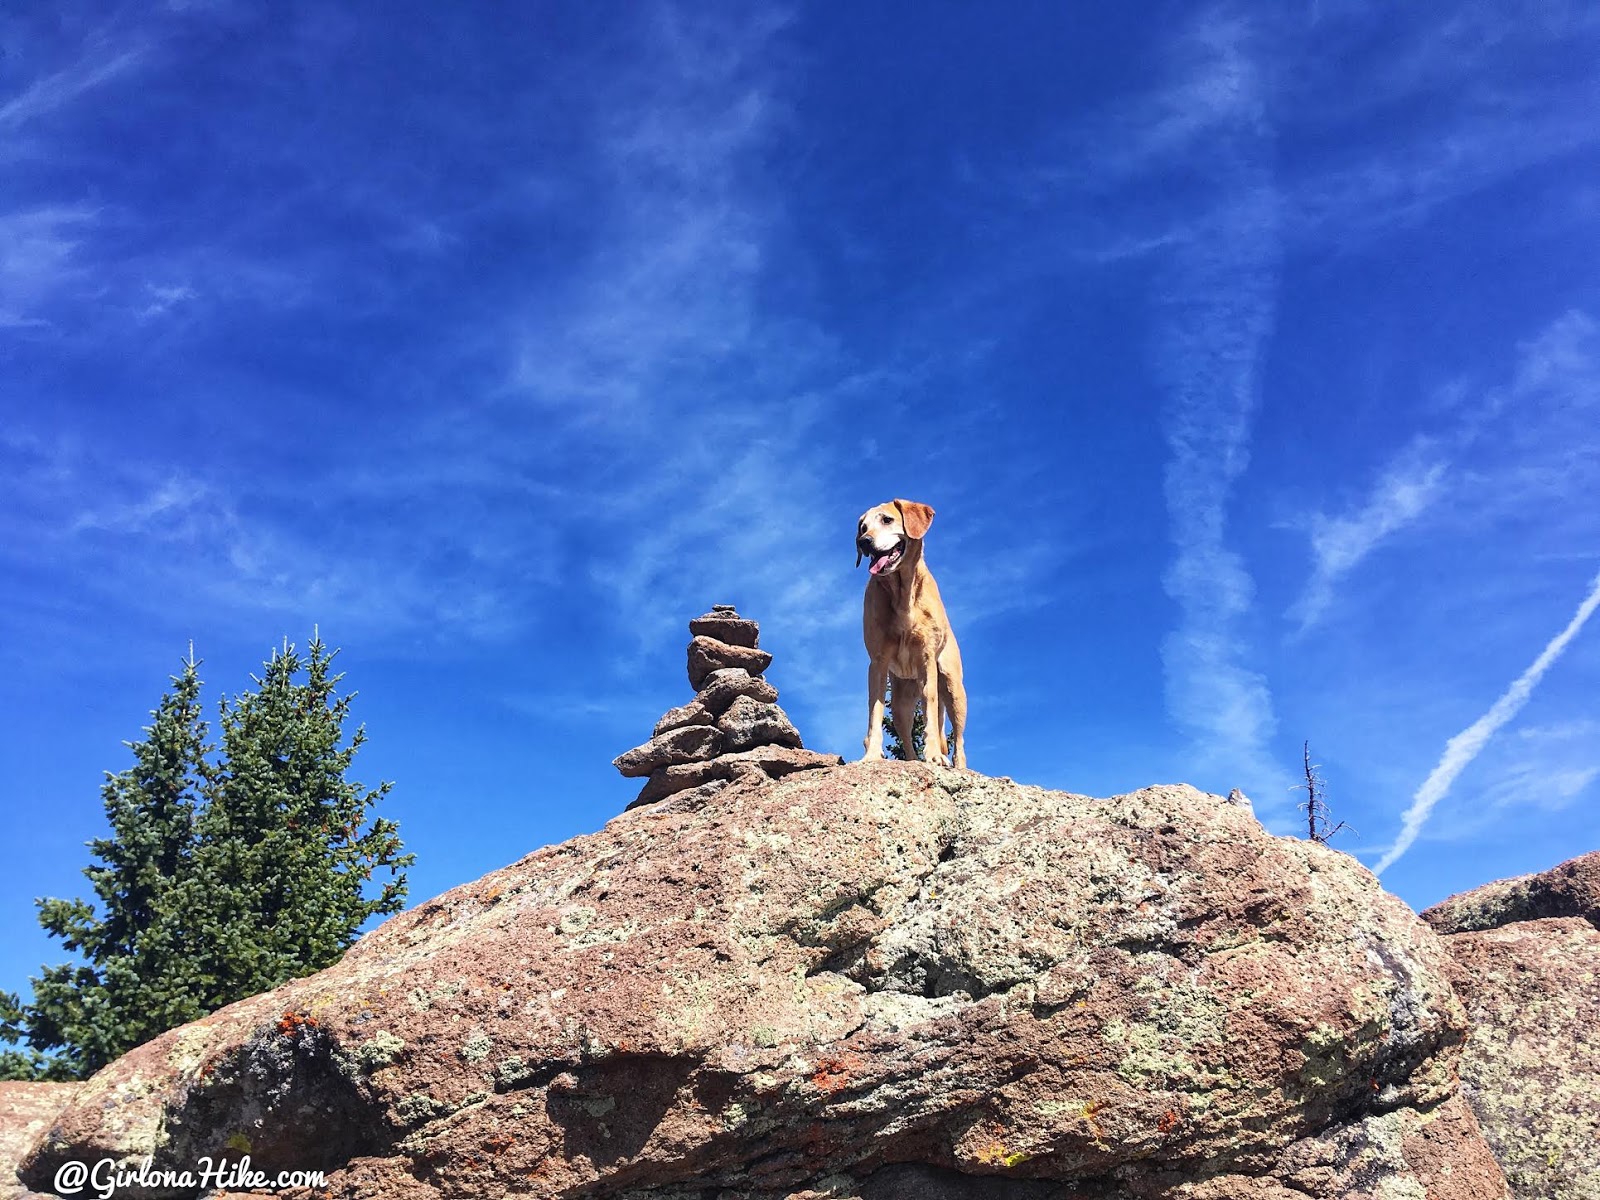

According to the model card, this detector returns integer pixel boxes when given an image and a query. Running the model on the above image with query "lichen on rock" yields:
[1423,851,1600,1200]
[16,763,1505,1199]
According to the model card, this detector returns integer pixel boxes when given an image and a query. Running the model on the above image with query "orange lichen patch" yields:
[277,1011,319,1035]
[1081,1099,1108,1143]
[966,1120,1032,1170]
[811,1051,866,1094]
[975,1140,1033,1169]
[1158,1108,1180,1134]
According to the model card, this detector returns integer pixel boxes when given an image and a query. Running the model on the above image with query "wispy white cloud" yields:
[436,3,880,753]
[1001,3,1297,799]
[1420,312,1600,558]
[136,283,197,320]
[1288,447,1448,633]
[1025,4,1600,270]
[1365,721,1600,849]
[1284,308,1600,642]
[507,6,781,423]
[0,29,149,325]
[1276,4,1600,246]
[2,3,858,671]
[1375,566,1600,874]
[1130,9,1293,804]
[0,205,98,328]
[0,438,540,646]
[1287,108,1600,247]
[68,473,220,536]
[0,40,147,135]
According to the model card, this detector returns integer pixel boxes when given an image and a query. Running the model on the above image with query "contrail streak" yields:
[1375,566,1600,874]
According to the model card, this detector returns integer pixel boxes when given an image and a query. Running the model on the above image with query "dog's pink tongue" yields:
[869,555,888,576]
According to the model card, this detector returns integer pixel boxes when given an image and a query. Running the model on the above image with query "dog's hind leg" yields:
[938,670,967,771]
[919,666,941,766]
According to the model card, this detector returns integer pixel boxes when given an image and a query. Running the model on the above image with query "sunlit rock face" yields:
[1425,851,1600,1200]
[20,764,1504,1199]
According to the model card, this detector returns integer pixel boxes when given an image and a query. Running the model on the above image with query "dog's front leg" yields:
[860,659,890,761]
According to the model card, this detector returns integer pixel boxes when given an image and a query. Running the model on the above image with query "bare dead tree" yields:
[1298,740,1349,844]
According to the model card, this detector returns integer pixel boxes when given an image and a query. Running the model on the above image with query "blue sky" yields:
[4,2,1599,1005]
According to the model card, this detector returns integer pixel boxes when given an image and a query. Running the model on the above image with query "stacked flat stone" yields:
[614,605,841,811]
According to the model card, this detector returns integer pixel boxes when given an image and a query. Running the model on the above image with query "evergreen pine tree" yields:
[1,636,411,1081]
[177,635,411,1006]
[1,655,210,1080]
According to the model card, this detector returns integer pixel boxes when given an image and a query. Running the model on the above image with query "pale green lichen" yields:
[408,977,465,1012]
[497,1055,533,1087]
[356,1030,405,1070]
[461,1032,492,1062]
[1299,1022,1349,1088]
[1116,1020,1171,1084]
[396,1092,444,1124]
[1107,970,1230,1090]
[558,906,595,935]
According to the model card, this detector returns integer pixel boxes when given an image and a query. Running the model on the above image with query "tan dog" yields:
[856,499,967,769]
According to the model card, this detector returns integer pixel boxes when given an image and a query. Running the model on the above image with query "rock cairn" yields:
[613,605,840,811]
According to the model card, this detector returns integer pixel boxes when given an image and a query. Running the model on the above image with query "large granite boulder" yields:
[1,1083,78,1200]
[1423,851,1600,1199]
[19,765,1503,1199]
[1422,849,1600,934]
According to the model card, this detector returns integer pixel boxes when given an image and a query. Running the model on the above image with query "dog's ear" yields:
[894,499,935,540]
[855,547,863,568]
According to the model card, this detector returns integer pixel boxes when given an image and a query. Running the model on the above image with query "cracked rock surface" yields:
[18,764,1502,1199]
